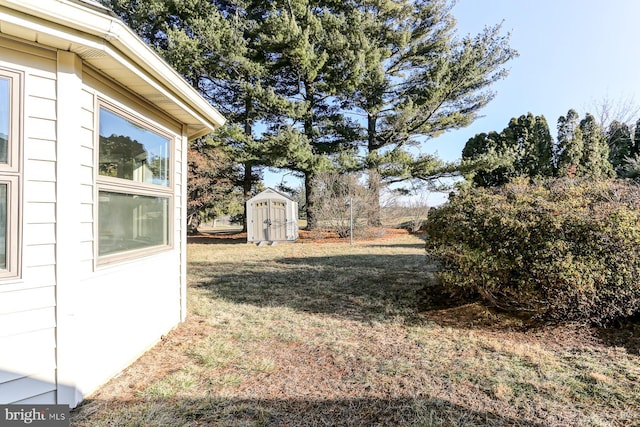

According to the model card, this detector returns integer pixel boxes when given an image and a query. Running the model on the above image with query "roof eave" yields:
[0,0,225,138]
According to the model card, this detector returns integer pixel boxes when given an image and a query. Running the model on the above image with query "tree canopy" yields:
[102,0,517,227]
[463,109,620,187]
[342,0,517,224]
[462,113,554,187]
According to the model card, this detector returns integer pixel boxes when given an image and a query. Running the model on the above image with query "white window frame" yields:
[0,67,22,280]
[96,100,174,265]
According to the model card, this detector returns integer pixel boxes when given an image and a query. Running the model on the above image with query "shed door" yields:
[252,199,287,241]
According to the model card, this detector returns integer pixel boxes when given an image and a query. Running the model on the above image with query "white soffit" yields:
[0,0,226,139]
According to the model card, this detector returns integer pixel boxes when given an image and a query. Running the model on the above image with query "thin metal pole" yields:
[349,197,353,246]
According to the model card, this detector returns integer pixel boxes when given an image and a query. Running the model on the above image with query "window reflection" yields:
[99,108,170,186]
[0,78,9,164]
[98,191,169,256]
[0,184,6,269]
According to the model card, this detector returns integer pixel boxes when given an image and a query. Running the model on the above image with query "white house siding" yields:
[78,87,94,273]
[0,35,189,407]
[0,38,58,405]
[178,131,188,321]
[71,253,182,398]
[61,69,186,404]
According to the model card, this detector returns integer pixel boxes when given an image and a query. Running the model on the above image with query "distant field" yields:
[71,232,640,426]
[198,218,422,234]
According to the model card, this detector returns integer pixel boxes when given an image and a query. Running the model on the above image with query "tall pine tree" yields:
[104,0,517,228]
[606,120,633,175]
[634,118,640,156]
[258,0,362,229]
[461,131,516,187]
[462,112,553,187]
[578,113,615,178]
[343,0,517,225]
[531,115,555,177]
[556,109,583,177]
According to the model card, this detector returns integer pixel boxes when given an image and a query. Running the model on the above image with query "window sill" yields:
[96,244,173,269]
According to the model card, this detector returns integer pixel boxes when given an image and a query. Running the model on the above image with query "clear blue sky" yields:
[267,0,640,197]
[428,0,640,163]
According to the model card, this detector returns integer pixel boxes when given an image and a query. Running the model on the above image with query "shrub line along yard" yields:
[71,231,640,426]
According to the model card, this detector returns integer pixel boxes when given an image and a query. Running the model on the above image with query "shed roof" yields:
[249,188,296,202]
[0,0,225,139]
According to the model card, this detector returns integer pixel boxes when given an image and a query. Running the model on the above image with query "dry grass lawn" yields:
[71,230,640,426]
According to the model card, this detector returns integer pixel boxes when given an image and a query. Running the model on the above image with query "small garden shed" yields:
[0,0,225,407]
[246,188,299,243]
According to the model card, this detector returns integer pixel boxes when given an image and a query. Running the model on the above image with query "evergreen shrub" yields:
[424,178,640,324]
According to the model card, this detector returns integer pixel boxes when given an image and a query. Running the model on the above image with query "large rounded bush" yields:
[424,178,640,325]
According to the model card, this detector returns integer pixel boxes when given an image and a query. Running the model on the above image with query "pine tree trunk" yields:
[367,113,382,227]
[367,167,382,227]
[303,80,318,230]
[304,170,318,230]
[242,94,253,232]
[242,161,252,232]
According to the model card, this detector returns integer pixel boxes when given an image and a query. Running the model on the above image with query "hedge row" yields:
[424,178,640,325]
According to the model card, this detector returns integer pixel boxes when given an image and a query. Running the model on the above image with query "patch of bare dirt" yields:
[421,300,640,355]
[298,227,411,243]
[187,231,248,244]
[187,227,413,245]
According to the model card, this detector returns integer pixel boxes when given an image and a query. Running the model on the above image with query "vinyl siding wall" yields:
[0,37,188,407]
[69,71,185,405]
[0,38,58,405]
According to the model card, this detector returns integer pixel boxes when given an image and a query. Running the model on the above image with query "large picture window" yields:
[99,108,170,186]
[0,68,21,279]
[97,103,173,262]
[1,78,9,163]
[98,191,169,256]
[0,183,6,269]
